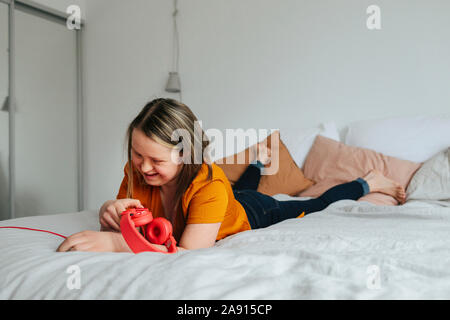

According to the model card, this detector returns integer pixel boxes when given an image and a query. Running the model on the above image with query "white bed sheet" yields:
[1,198,450,300]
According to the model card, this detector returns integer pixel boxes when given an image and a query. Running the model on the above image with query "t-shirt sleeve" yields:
[186,181,229,224]
[116,164,128,199]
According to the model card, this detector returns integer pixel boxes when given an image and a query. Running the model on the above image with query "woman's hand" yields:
[99,199,144,232]
[56,230,132,253]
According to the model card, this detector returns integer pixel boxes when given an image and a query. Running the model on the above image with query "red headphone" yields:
[120,208,177,254]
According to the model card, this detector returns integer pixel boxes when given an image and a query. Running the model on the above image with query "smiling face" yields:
[131,129,183,189]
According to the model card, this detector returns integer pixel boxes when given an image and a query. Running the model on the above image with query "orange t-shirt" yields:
[116,162,251,241]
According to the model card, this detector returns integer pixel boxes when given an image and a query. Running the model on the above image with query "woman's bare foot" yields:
[362,169,406,204]
[256,142,272,165]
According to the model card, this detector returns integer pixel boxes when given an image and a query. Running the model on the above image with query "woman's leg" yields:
[276,178,370,221]
[232,160,265,191]
[233,142,272,191]
[234,178,370,229]
[234,169,406,229]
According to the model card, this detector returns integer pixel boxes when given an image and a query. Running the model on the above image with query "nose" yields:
[140,159,154,173]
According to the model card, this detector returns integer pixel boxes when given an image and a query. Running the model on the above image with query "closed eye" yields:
[132,148,164,163]
[132,149,142,157]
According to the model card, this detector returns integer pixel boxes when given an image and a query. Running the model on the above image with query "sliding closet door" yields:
[14,9,78,217]
[0,3,8,220]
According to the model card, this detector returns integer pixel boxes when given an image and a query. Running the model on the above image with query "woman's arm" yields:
[118,222,222,252]
[178,223,222,250]
[113,232,188,253]
[57,223,221,253]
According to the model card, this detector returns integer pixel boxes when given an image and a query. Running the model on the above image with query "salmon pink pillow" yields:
[298,135,422,205]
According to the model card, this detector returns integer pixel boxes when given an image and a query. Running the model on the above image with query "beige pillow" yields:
[215,130,314,196]
[298,135,422,205]
[406,147,450,201]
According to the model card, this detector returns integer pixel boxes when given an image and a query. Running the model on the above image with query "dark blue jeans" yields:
[232,161,371,229]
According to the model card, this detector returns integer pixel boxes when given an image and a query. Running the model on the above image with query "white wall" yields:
[82,0,450,211]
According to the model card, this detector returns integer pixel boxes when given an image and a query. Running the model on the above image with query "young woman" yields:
[57,98,406,253]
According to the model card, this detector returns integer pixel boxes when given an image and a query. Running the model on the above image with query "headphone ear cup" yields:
[131,210,153,227]
[146,218,173,244]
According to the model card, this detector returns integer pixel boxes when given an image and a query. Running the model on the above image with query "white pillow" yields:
[406,147,450,201]
[280,121,340,169]
[344,115,450,162]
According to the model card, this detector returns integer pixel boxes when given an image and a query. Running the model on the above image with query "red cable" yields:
[0,226,67,239]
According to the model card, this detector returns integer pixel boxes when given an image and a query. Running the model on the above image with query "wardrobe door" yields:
[0,3,9,220]
[14,9,78,217]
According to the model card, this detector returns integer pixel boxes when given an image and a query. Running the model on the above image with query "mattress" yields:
[1,197,449,299]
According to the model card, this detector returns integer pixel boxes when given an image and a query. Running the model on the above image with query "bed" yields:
[1,197,449,300]
[1,115,449,299]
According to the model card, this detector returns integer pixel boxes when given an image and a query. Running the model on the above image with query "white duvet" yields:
[1,197,450,300]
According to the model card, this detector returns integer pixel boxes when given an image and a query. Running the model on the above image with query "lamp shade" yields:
[165,72,181,93]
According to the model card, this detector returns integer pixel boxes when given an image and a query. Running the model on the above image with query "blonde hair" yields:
[123,98,213,228]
